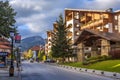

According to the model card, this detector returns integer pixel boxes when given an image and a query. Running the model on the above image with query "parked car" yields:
[30,59,34,63]
[44,59,56,63]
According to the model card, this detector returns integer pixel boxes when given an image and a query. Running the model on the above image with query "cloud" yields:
[9,0,72,39]
[82,0,120,10]
[8,0,120,39]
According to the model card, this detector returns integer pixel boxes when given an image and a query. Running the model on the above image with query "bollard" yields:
[85,69,87,72]
[101,71,104,74]
[79,68,81,71]
[93,70,95,73]
[113,73,117,77]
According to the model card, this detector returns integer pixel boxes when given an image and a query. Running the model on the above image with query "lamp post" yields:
[15,33,21,70]
[9,30,14,77]
[18,46,21,66]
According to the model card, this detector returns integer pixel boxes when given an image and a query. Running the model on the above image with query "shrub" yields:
[82,61,89,65]
[84,55,112,65]
[89,60,98,64]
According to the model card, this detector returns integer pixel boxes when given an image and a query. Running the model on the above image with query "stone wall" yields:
[77,43,85,62]
[101,39,110,56]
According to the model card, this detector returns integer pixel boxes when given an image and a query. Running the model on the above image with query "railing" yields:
[80,16,91,22]
[81,18,108,30]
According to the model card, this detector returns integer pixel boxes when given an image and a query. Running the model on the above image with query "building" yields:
[45,30,53,57]
[45,8,120,62]
[30,45,44,59]
[0,37,11,67]
[64,8,120,62]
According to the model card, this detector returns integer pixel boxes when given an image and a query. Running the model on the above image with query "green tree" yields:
[37,50,44,61]
[28,49,33,59]
[51,14,72,62]
[0,1,16,37]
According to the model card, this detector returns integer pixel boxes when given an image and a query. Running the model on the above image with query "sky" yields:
[4,0,120,39]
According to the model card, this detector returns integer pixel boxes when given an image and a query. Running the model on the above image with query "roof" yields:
[74,29,120,45]
[0,45,11,49]
[65,8,111,13]
[0,37,8,41]
[0,42,10,45]
[30,45,44,51]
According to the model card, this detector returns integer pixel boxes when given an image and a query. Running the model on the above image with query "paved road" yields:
[21,61,114,80]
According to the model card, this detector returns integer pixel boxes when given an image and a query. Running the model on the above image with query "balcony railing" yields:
[80,16,91,22]
[81,18,108,30]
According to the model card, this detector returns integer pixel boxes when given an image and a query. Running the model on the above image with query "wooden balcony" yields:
[81,18,108,30]
[67,31,72,37]
[80,16,91,22]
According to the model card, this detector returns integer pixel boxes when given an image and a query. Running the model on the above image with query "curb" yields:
[53,64,120,80]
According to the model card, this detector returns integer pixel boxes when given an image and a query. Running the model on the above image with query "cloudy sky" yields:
[7,0,120,39]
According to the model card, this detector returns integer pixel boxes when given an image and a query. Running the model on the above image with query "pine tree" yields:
[0,1,16,37]
[51,14,72,62]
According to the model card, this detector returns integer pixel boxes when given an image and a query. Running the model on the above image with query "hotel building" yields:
[65,8,120,62]
[45,8,120,62]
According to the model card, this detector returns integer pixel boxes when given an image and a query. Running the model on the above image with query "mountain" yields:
[20,36,45,51]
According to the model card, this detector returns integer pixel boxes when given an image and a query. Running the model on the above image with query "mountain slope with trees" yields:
[21,36,45,51]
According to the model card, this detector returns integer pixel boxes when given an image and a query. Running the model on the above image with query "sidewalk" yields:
[0,66,21,80]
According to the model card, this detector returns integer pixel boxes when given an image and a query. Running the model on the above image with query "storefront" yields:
[0,52,8,67]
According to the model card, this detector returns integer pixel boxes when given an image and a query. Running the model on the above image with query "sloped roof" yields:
[0,45,11,49]
[0,42,10,45]
[0,37,8,42]
[65,8,107,13]
[74,29,120,45]
[0,37,11,49]
[30,45,44,51]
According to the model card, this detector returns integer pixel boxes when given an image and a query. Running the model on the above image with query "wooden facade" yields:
[65,8,120,62]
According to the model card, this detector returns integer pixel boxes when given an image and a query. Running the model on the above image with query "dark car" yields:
[30,59,34,63]
[44,59,56,63]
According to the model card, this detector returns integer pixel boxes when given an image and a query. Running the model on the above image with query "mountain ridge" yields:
[21,36,45,51]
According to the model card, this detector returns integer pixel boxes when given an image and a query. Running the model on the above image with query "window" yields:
[68,24,72,28]
[74,12,79,19]
[105,24,109,28]
[115,25,118,30]
[75,31,79,36]
[75,23,79,28]
[115,16,118,20]
[48,43,51,46]
[48,39,51,41]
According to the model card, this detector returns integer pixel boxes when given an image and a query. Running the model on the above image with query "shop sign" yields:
[0,52,8,56]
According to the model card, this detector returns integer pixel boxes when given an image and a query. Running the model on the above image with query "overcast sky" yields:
[6,0,120,39]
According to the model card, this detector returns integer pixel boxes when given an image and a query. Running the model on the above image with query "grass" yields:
[61,60,120,73]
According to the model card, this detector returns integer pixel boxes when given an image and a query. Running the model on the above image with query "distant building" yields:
[30,45,44,58]
[45,30,53,56]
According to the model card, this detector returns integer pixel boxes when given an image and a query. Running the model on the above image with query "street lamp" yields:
[9,30,14,77]
[17,46,21,67]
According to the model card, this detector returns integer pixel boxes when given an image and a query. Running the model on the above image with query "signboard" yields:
[0,52,8,56]
[0,52,8,67]
[0,56,5,67]
[15,34,21,43]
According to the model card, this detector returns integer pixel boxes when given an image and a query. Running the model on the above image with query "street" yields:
[21,61,114,80]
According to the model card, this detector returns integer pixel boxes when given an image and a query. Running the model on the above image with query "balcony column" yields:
[77,42,85,62]
[91,40,98,57]
[101,39,110,56]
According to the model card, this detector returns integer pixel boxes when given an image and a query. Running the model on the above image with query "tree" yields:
[28,49,33,59]
[37,50,45,61]
[0,1,16,37]
[51,14,72,62]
